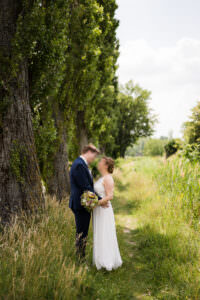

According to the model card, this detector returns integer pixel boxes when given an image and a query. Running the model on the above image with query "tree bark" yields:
[0,0,44,224]
[76,110,88,154]
[99,145,106,155]
[46,106,70,202]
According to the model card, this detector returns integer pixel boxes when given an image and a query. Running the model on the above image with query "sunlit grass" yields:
[0,156,199,299]
[114,156,200,299]
[0,197,87,299]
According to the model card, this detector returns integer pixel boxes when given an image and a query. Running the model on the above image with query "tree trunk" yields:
[76,111,88,154]
[0,0,44,224]
[100,145,106,155]
[46,106,70,202]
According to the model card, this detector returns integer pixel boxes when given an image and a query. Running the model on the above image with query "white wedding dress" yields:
[93,176,122,271]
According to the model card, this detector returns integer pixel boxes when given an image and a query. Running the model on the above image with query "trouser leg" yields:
[73,209,91,260]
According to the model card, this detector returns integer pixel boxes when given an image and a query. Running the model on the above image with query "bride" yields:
[93,156,122,271]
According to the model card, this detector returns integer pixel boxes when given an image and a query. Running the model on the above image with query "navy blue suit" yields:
[69,157,100,259]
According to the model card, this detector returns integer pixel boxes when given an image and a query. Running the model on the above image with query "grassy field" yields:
[0,156,199,299]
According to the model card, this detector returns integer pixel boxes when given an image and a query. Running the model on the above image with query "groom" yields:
[69,144,103,261]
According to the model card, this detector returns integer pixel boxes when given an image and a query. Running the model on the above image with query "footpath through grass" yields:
[85,156,200,299]
[0,157,199,299]
[111,157,200,299]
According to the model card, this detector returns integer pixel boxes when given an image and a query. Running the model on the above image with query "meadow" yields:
[0,156,199,299]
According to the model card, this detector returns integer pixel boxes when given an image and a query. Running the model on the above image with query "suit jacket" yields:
[69,157,100,211]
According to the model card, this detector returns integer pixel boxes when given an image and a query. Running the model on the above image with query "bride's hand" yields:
[98,200,109,208]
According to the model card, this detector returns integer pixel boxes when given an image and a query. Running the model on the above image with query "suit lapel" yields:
[79,157,93,184]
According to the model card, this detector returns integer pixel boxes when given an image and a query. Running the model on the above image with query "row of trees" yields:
[0,0,154,224]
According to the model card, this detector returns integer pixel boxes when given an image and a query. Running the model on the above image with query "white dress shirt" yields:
[80,155,92,178]
[80,155,88,166]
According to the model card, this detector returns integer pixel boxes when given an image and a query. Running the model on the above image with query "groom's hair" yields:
[82,143,100,154]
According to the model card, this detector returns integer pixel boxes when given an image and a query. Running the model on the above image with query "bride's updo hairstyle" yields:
[103,156,115,174]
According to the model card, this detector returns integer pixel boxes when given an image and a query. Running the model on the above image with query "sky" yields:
[116,0,200,138]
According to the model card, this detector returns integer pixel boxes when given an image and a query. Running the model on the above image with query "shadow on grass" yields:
[113,197,141,215]
[114,178,141,215]
[78,224,199,300]
[122,224,199,299]
[115,177,130,192]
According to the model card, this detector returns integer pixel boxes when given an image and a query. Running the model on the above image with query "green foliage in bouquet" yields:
[81,191,99,212]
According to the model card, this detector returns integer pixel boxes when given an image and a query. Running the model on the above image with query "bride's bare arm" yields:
[98,175,114,207]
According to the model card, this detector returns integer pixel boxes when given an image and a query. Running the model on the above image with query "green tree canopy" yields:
[143,138,167,156]
[101,81,155,158]
[183,101,200,144]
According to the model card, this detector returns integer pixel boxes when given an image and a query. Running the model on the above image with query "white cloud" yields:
[117,38,200,138]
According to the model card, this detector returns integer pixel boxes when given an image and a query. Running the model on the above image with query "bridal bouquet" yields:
[81,191,99,212]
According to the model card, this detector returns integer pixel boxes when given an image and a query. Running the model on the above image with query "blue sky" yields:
[116,0,200,138]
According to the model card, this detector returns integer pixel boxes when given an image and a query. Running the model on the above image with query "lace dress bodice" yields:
[94,177,106,198]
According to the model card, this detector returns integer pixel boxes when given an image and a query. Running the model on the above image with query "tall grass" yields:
[0,157,199,299]
[154,156,200,226]
[115,156,200,299]
[0,198,129,299]
[0,197,87,299]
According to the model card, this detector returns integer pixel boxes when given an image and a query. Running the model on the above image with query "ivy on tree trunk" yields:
[0,0,44,224]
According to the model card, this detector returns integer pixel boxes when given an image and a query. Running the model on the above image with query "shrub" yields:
[180,143,200,163]
[164,139,181,158]
[143,138,167,156]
